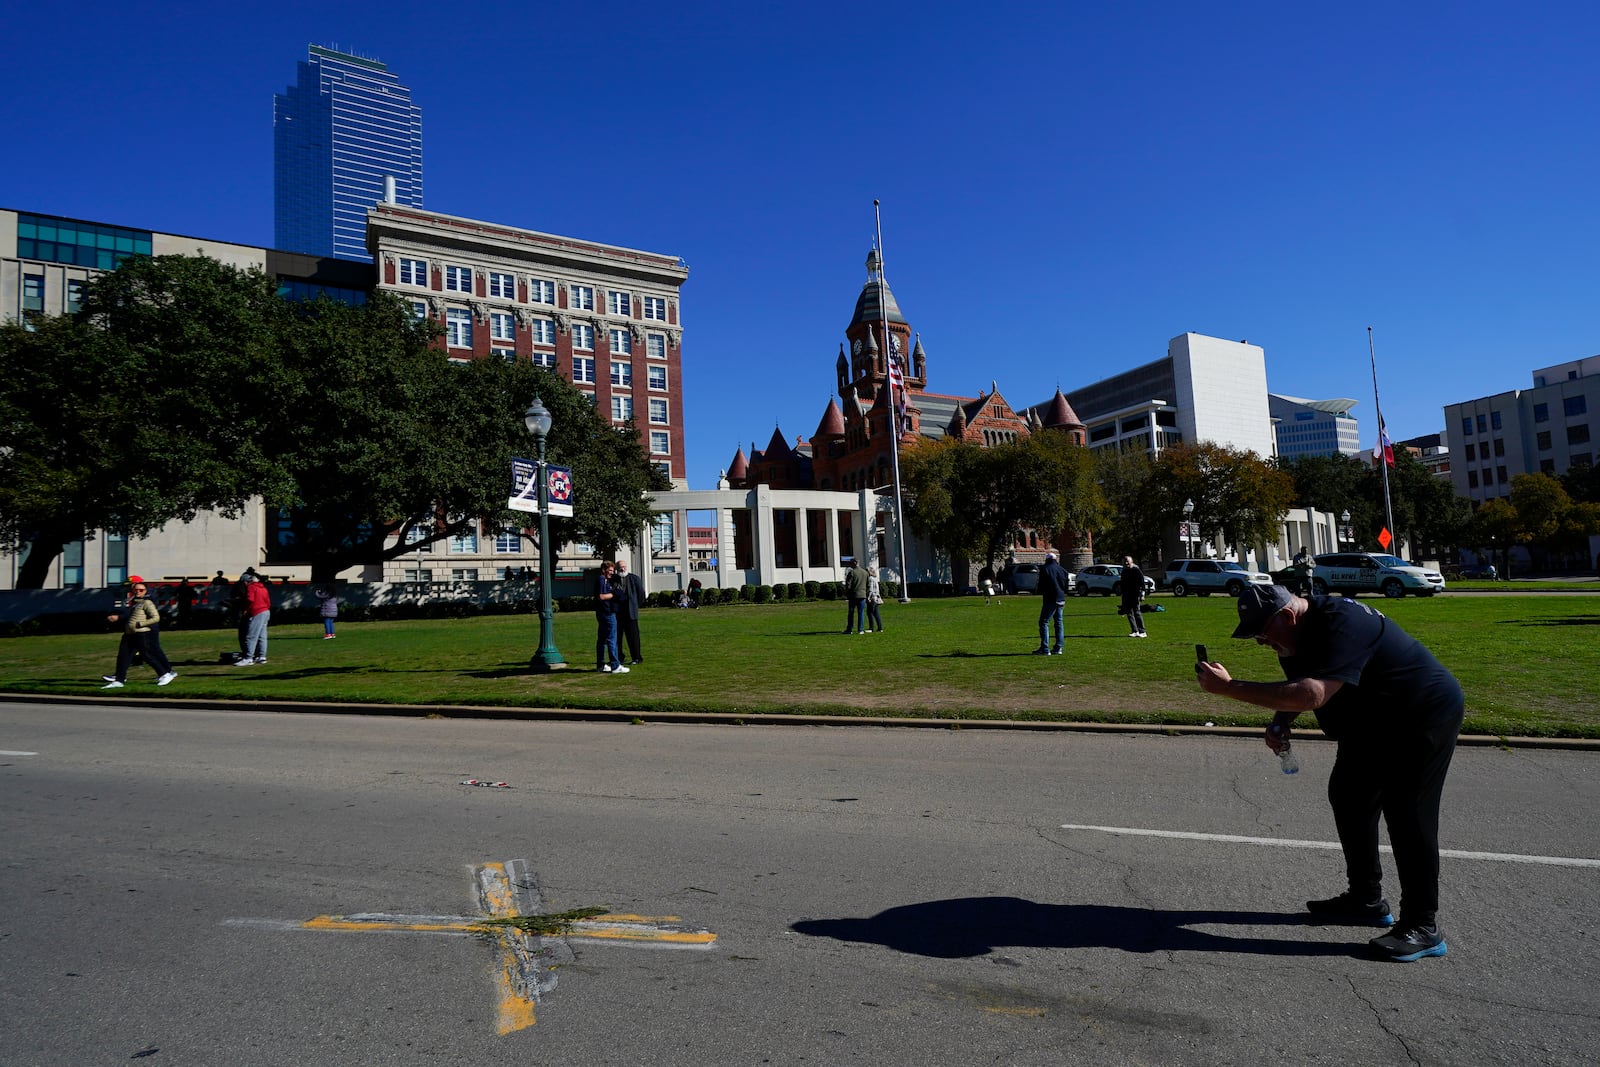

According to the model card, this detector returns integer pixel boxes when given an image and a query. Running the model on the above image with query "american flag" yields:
[887,353,908,433]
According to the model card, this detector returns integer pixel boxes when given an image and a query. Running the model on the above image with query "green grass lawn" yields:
[3,592,1597,737]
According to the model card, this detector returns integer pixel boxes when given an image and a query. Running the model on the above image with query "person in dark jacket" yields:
[842,559,870,634]
[594,561,629,674]
[101,577,176,688]
[613,559,647,664]
[1034,553,1071,655]
[1120,556,1147,638]
[1196,585,1464,963]
[314,585,339,639]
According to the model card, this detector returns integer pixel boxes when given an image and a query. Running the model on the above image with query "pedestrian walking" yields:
[314,585,339,639]
[234,571,271,665]
[1120,556,1147,637]
[613,559,647,664]
[1195,585,1464,962]
[1034,553,1071,655]
[100,577,176,688]
[594,561,628,674]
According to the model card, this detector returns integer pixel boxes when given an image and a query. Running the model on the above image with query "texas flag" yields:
[887,354,909,433]
[1372,416,1395,467]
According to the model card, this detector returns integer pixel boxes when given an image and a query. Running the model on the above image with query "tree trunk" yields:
[12,520,76,589]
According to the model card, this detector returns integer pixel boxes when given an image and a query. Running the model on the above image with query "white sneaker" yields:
[157,672,177,686]
[101,679,124,689]
[102,675,119,683]
[599,665,614,673]
[611,664,630,675]
[233,657,254,666]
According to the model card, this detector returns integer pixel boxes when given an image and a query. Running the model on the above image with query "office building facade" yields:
[1444,355,1599,504]
[1269,393,1361,459]
[274,45,423,262]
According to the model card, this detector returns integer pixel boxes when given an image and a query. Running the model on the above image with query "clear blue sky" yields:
[7,1,1599,489]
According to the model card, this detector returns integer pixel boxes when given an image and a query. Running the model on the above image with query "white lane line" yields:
[1059,823,1600,869]
[0,750,38,756]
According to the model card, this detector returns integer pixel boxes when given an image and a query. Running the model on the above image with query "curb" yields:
[5,692,1599,751]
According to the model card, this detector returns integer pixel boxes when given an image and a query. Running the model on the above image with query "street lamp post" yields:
[525,398,566,672]
[1340,510,1351,546]
[1182,498,1195,558]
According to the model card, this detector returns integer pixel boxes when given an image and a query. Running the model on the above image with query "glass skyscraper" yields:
[273,45,423,262]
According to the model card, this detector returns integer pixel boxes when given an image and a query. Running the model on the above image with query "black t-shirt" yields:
[1279,595,1462,737]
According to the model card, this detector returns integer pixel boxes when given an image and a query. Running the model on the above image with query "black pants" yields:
[619,614,642,662]
[114,629,171,680]
[1324,695,1464,927]
[1123,602,1145,633]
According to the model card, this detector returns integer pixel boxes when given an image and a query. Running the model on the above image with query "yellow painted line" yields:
[981,1006,1048,1017]
[591,913,682,923]
[476,862,539,1034]
[567,924,718,946]
[479,861,517,916]
[302,916,476,933]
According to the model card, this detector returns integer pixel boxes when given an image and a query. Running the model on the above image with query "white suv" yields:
[1163,558,1273,597]
[1312,553,1445,598]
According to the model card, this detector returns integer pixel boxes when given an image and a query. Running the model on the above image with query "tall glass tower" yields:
[274,45,423,262]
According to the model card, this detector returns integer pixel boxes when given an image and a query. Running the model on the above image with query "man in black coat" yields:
[613,559,648,664]
[1120,555,1147,637]
[1035,553,1072,655]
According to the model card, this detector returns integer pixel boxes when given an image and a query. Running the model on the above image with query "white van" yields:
[1312,553,1446,598]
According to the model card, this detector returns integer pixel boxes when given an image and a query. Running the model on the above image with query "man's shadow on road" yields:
[792,896,1364,959]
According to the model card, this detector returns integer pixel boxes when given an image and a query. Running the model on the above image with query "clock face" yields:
[852,339,862,356]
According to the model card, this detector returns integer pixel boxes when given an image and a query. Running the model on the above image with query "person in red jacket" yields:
[234,572,272,665]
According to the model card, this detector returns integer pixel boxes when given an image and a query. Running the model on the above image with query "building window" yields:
[609,328,631,355]
[404,568,433,582]
[569,284,594,311]
[489,312,516,342]
[1465,443,1476,461]
[607,290,631,316]
[611,396,634,422]
[105,531,128,586]
[66,279,85,314]
[572,323,594,351]
[1537,430,1552,450]
[446,308,473,348]
[450,529,479,553]
[16,212,151,269]
[573,356,596,383]
[653,460,671,479]
[1493,438,1506,457]
[409,300,428,322]
[494,531,522,553]
[649,398,669,424]
[445,265,473,293]
[1533,402,1549,423]
[398,257,427,286]
[1565,395,1589,417]
[646,333,667,359]
[1491,410,1502,431]
[643,296,667,321]
[22,274,45,314]
[488,271,516,299]
[1468,470,1479,488]
[1476,413,1487,434]
[611,361,632,387]
[579,392,597,408]
[529,278,555,304]
[1540,458,1556,473]
[532,350,556,368]
[1497,465,1508,483]
[493,348,516,363]
[530,318,555,346]
[650,430,670,454]
[1569,424,1592,445]
[647,364,668,390]
[1482,468,1493,486]
[1460,417,1472,437]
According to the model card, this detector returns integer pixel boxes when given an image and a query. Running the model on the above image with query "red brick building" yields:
[367,203,691,483]
[727,249,1093,569]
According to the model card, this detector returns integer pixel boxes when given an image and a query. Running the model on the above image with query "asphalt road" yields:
[3,701,1597,1066]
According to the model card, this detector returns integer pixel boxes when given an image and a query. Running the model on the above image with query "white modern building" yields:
[1048,333,1275,459]
[1443,355,1599,504]
[1269,393,1361,459]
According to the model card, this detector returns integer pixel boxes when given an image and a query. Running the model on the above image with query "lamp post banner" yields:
[510,457,539,512]
[544,465,574,517]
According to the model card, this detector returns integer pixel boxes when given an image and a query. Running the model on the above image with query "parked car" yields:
[1312,553,1445,598]
[1074,563,1156,597]
[1458,562,1498,580]
[1005,562,1041,593]
[1163,558,1273,597]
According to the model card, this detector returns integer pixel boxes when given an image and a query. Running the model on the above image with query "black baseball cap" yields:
[1231,584,1296,639]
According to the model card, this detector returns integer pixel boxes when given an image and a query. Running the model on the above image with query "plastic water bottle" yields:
[1278,741,1300,775]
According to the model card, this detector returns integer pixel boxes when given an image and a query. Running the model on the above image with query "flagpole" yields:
[875,199,913,602]
[1368,326,1397,550]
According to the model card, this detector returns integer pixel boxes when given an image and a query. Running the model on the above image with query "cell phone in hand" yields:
[1194,644,1208,671]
